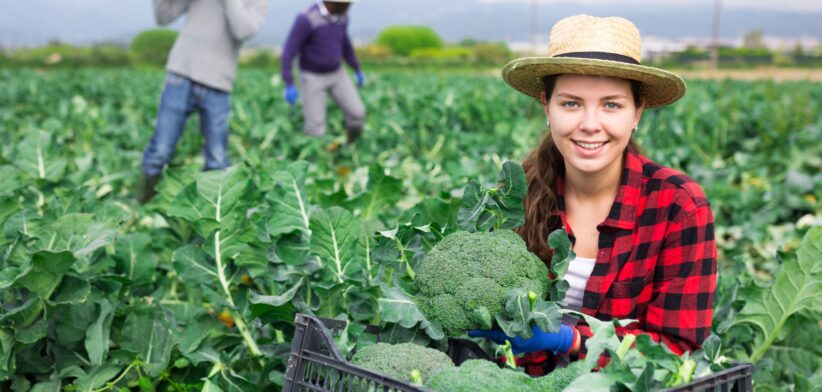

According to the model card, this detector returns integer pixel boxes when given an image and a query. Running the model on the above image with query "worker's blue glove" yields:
[284,85,299,106]
[468,324,577,355]
[355,71,365,87]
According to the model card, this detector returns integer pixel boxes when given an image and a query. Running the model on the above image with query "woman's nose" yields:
[578,109,601,132]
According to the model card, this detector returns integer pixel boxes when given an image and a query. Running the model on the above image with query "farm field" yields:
[0,68,820,391]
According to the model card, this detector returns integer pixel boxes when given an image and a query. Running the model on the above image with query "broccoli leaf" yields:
[378,286,444,341]
[491,161,527,230]
[531,300,562,333]
[473,307,493,330]
[458,180,495,232]
[727,227,822,363]
[458,161,527,232]
[548,228,575,302]
[495,289,562,338]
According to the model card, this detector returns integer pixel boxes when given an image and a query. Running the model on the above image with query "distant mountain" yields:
[2,0,820,48]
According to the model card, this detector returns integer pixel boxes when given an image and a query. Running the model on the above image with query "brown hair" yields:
[516,75,643,264]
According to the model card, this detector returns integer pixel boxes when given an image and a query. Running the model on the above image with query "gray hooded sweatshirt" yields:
[154,0,267,92]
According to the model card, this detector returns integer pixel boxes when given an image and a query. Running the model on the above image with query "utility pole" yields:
[710,0,722,69]
[530,0,539,54]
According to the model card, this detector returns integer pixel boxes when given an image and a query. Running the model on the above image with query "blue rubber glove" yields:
[284,85,299,105]
[355,71,365,87]
[468,324,577,355]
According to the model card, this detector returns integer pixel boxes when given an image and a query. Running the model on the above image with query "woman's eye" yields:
[605,102,621,109]
[561,101,578,108]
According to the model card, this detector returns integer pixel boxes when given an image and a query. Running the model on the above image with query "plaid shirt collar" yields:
[555,147,643,233]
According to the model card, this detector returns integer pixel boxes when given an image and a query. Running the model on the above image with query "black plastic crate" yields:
[663,363,753,392]
[283,313,754,392]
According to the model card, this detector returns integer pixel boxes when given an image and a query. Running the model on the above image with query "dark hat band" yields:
[554,51,640,65]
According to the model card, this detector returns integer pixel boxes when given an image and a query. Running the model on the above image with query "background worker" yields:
[280,0,366,144]
[138,0,267,203]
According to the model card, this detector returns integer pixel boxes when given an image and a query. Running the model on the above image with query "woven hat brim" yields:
[502,57,686,107]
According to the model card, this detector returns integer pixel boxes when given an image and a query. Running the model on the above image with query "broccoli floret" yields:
[534,366,579,392]
[350,342,454,384]
[416,230,550,336]
[424,359,536,391]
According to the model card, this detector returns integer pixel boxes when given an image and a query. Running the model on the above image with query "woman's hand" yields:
[468,324,578,355]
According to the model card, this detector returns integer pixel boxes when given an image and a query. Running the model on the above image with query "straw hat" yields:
[502,15,686,107]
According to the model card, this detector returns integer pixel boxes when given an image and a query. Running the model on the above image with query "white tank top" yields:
[563,256,597,311]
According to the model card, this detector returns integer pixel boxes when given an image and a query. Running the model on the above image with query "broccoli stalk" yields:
[495,340,517,369]
[409,369,423,385]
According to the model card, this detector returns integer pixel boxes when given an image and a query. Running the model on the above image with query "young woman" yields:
[470,14,717,375]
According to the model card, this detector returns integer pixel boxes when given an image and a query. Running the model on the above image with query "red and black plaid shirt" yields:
[519,148,717,375]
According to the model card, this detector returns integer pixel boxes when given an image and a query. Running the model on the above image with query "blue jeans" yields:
[142,72,231,176]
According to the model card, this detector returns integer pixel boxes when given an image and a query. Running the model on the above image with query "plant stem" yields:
[214,230,262,357]
[94,361,137,392]
[749,309,789,363]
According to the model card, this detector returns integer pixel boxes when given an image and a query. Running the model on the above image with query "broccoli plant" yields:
[375,161,572,341]
[414,229,554,337]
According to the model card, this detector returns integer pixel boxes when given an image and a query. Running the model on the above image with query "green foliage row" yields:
[0,69,819,391]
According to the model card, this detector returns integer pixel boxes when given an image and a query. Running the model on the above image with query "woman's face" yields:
[542,74,644,177]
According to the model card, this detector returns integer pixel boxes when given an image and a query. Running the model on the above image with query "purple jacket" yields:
[281,4,361,86]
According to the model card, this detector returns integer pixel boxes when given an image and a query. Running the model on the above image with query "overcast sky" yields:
[2,0,820,47]
[479,0,822,12]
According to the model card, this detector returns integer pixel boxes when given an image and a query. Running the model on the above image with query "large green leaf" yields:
[172,245,218,286]
[196,165,249,222]
[266,161,312,236]
[114,232,155,283]
[348,164,403,220]
[457,180,494,232]
[13,131,67,182]
[29,379,61,392]
[55,301,97,346]
[120,306,175,376]
[249,278,303,307]
[0,328,14,380]
[168,165,249,236]
[0,166,23,196]
[71,363,122,392]
[84,300,114,366]
[15,318,47,344]
[16,250,75,299]
[491,160,527,229]
[177,316,223,354]
[378,286,426,329]
[309,207,360,284]
[47,214,118,259]
[729,227,822,363]
[0,265,29,290]
[50,274,91,305]
[377,286,444,340]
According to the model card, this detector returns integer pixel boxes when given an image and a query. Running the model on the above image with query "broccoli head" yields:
[534,366,579,392]
[424,359,535,391]
[350,342,454,384]
[415,230,550,336]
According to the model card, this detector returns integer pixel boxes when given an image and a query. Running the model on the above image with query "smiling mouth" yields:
[573,140,607,150]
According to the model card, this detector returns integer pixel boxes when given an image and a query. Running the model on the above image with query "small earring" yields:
[546,120,551,128]
[632,125,638,134]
